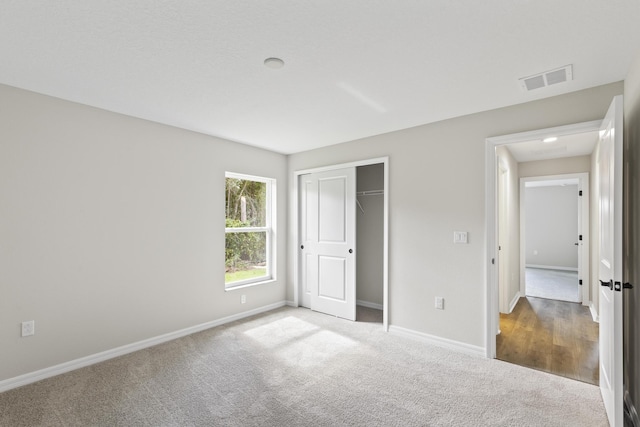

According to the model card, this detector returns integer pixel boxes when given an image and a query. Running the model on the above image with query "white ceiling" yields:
[506,130,600,163]
[1,1,639,155]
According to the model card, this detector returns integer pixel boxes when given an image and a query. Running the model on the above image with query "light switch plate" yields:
[21,320,35,337]
[453,231,468,244]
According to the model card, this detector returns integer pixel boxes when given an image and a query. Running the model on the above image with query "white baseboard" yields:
[285,300,298,307]
[388,325,485,357]
[356,299,383,310]
[589,302,599,323]
[0,301,287,393]
[508,292,521,314]
[525,264,578,272]
[625,389,639,427]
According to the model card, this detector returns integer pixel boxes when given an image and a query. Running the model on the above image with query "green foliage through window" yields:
[225,175,273,287]
[225,178,266,227]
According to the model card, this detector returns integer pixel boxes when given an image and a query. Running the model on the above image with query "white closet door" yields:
[300,167,356,320]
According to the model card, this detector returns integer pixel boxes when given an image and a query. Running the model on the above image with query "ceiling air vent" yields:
[519,65,573,91]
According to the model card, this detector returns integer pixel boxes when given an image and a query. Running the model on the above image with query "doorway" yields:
[493,139,598,384]
[294,157,389,330]
[520,174,590,305]
[487,122,601,384]
[355,164,385,324]
[485,120,601,356]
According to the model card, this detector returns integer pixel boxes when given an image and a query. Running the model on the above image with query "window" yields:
[225,172,275,288]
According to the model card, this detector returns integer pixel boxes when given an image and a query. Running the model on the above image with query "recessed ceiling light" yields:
[543,136,558,143]
[264,57,285,69]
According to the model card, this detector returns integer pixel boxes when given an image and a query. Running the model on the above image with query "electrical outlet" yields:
[241,294,246,304]
[435,297,444,310]
[21,320,35,337]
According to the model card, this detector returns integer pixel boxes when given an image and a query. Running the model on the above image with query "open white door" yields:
[299,167,356,321]
[598,95,623,427]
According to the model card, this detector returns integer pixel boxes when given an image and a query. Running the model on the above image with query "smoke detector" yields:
[519,65,573,91]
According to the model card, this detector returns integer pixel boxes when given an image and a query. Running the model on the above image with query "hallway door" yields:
[598,95,623,427]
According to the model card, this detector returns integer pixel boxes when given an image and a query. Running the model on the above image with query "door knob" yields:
[300,245,304,250]
[574,243,579,246]
[600,279,613,290]
[624,282,634,289]
[349,249,353,254]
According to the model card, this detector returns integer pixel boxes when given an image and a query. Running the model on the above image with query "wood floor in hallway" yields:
[497,296,599,385]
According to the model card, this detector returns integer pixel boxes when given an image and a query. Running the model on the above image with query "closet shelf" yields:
[356,190,384,196]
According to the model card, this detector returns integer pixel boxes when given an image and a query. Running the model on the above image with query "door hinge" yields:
[579,190,583,196]
[579,279,583,285]
[579,235,583,241]
[491,258,495,265]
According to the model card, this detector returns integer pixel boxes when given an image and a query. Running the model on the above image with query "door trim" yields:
[293,157,390,331]
[519,173,590,305]
[485,120,601,358]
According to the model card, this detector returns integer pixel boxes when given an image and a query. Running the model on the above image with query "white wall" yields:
[356,164,384,307]
[524,185,579,269]
[519,155,591,177]
[288,82,623,348]
[0,84,288,382]
[496,146,520,312]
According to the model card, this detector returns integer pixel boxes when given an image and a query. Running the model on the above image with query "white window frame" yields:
[225,172,276,290]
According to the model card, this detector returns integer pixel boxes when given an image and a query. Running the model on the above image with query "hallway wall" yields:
[524,185,579,269]
[496,146,520,312]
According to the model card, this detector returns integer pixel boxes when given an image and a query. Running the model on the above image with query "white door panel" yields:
[318,176,347,242]
[598,95,623,427]
[318,256,346,300]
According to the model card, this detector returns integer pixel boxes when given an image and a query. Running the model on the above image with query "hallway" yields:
[497,297,599,385]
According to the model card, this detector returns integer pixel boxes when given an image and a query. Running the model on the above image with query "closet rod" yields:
[356,190,384,196]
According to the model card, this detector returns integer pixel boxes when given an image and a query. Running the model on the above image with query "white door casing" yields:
[299,167,356,321]
[598,95,624,427]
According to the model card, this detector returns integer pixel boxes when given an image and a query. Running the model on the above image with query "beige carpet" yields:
[526,267,581,303]
[0,306,607,426]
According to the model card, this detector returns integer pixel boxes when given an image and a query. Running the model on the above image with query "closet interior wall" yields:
[356,164,385,310]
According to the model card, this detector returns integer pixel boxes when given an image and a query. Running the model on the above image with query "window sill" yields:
[225,278,276,291]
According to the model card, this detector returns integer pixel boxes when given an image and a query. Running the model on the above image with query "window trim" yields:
[224,172,276,290]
